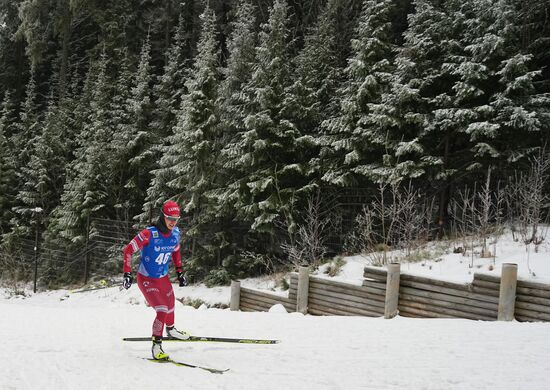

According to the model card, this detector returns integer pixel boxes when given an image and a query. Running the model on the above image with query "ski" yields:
[144,357,229,374]
[124,335,279,344]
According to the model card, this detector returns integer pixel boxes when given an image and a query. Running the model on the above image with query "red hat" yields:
[162,200,180,217]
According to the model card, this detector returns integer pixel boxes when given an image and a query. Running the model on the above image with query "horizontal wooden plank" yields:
[241,294,296,308]
[309,296,384,314]
[240,306,259,312]
[309,280,385,301]
[240,292,294,308]
[240,287,292,302]
[399,286,498,311]
[308,288,386,309]
[516,286,550,299]
[514,308,550,321]
[473,273,501,283]
[363,273,387,282]
[400,280,499,303]
[515,293,550,306]
[240,296,271,308]
[399,293,497,318]
[308,302,382,317]
[363,266,387,276]
[361,279,387,289]
[470,285,500,298]
[515,315,545,323]
[240,296,295,313]
[471,279,500,291]
[309,276,369,293]
[240,300,269,312]
[397,306,447,319]
[398,298,495,321]
[361,281,388,294]
[400,273,471,291]
[517,279,550,292]
[515,301,550,315]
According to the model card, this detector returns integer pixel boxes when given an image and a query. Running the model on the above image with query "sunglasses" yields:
[163,213,180,222]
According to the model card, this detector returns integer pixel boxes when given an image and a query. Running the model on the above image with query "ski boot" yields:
[152,336,169,360]
[166,326,191,340]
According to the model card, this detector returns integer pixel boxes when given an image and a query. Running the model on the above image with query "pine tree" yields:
[113,36,154,219]
[143,14,190,222]
[0,91,18,235]
[231,0,300,239]
[109,47,134,219]
[216,0,257,216]
[50,49,114,242]
[16,88,69,233]
[150,5,221,278]
[321,0,406,186]
[287,0,344,190]
[206,0,259,281]
[8,69,42,235]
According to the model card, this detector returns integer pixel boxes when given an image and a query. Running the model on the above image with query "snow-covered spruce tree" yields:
[49,49,114,243]
[0,91,18,235]
[143,13,191,222]
[320,0,406,187]
[514,0,550,134]
[208,0,259,280]
[228,0,301,251]
[16,88,70,237]
[484,0,549,161]
[287,0,343,185]
[109,48,134,220]
[113,36,154,220]
[430,0,548,203]
[151,5,221,280]
[8,69,42,237]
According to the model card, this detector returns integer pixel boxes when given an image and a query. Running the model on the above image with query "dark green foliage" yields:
[0,0,548,286]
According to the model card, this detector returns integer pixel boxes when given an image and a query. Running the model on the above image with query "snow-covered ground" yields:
[1,286,549,390]
[317,231,550,285]
[2,231,550,390]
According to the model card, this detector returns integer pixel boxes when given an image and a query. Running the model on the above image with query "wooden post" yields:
[230,280,241,311]
[384,262,401,319]
[498,263,518,321]
[296,266,309,314]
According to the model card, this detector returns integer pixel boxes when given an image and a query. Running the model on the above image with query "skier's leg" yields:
[137,273,168,338]
[163,279,176,328]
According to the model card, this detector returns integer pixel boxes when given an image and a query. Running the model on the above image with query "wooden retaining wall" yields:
[364,267,499,321]
[239,287,295,313]
[472,273,550,322]
[289,273,384,317]
[363,266,550,322]
[231,265,550,323]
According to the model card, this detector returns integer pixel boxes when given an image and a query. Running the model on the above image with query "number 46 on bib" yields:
[155,253,171,265]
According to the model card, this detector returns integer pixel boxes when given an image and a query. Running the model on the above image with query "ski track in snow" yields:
[1,287,549,390]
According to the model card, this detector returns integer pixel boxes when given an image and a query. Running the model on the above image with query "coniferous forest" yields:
[0,0,549,287]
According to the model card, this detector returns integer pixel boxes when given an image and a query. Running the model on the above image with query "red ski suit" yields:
[123,227,182,337]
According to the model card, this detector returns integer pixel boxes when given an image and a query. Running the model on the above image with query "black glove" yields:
[122,272,133,289]
[176,268,188,287]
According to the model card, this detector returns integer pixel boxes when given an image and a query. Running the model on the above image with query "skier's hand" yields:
[122,272,133,289]
[176,268,188,287]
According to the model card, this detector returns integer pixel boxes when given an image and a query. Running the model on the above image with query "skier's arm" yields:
[122,229,151,273]
[173,243,188,286]
[172,243,182,270]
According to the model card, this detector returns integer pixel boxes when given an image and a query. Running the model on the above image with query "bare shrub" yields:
[345,182,431,266]
[281,190,331,269]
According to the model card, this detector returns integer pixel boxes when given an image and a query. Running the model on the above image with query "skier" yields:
[122,200,190,360]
